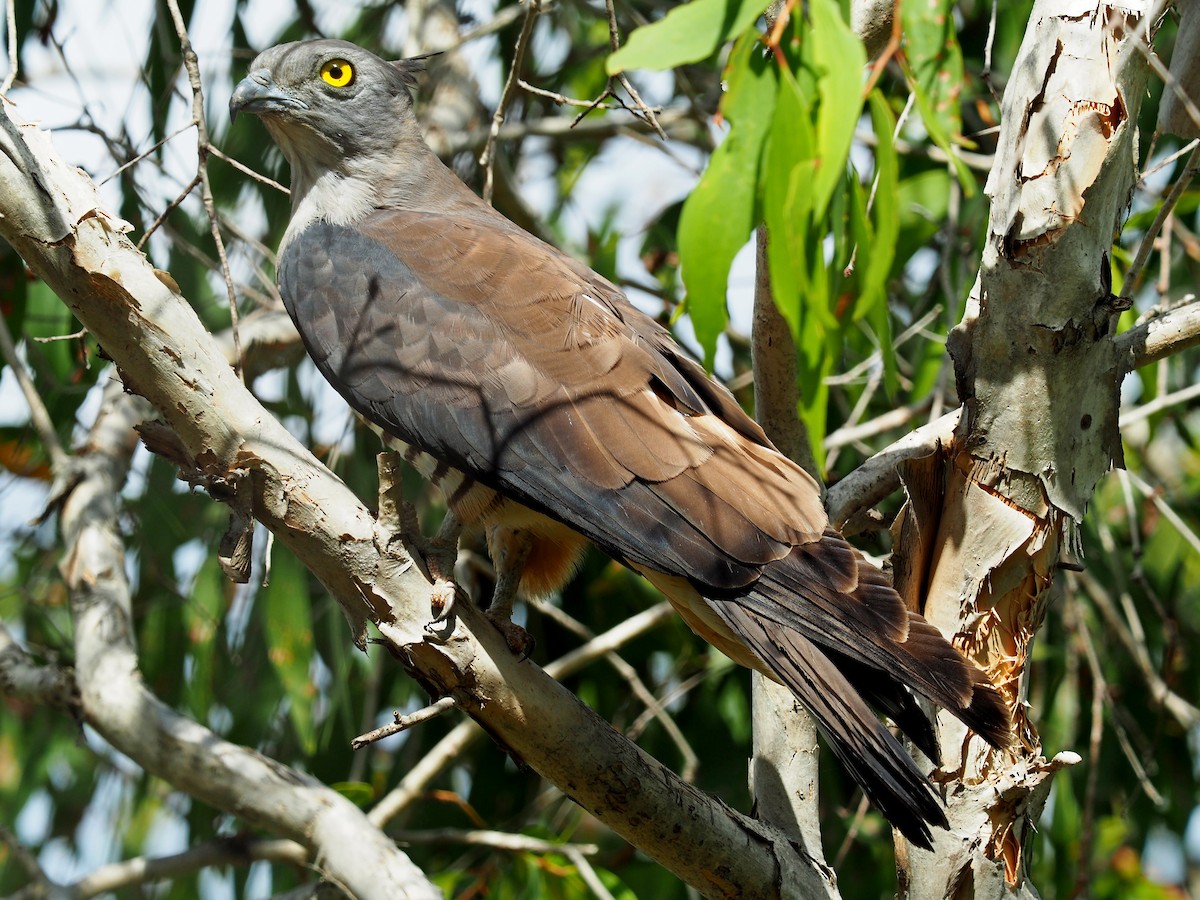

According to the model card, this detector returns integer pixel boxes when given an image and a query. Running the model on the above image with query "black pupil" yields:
[329,64,343,80]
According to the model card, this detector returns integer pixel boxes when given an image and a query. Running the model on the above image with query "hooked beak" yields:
[229,70,308,123]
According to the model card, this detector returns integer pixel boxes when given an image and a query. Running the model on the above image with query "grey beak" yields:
[229,70,308,123]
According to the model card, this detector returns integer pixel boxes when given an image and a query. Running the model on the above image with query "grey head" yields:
[229,40,425,176]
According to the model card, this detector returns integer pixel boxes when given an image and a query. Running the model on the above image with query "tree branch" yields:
[0,624,78,712]
[51,377,439,900]
[1115,297,1200,370]
[0,97,835,900]
[64,838,308,899]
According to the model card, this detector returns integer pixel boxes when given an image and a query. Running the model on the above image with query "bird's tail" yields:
[701,530,1010,849]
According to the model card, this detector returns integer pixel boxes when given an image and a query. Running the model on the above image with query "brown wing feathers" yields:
[278,198,1010,851]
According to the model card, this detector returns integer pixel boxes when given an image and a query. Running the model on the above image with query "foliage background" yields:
[0,0,1197,896]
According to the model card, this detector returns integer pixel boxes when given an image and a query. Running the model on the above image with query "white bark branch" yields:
[64,838,307,899]
[53,378,439,900]
[0,624,77,712]
[901,1,1156,894]
[0,97,834,900]
[749,225,827,866]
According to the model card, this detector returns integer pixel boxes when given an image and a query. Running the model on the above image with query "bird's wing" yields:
[278,207,828,591]
[278,205,1010,849]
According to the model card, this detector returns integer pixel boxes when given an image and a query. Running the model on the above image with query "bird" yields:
[230,38,1010,849]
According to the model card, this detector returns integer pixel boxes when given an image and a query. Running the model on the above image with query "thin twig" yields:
[1,0,17,95]
[981,0,1000,103]
[1070,599,1106,900]
[825,394,932,451]
[825,304,944,386]
[854,124,994,172]
[831,794,871,868]
[1075,602,1166,808]
[565,846,618,900]
[1134,4,1200,136]
[1121,144,1200,302]
[0,306,69,469]
[0,826,53,891]
[1141,139,1200,184]
[1124,469,1200,558]
[605,0,665,140]
[208,144,290,195]
[32,327,88,344]
[447,106,694,156]
[480,0,542,204]
[530,597,699,781]
[626,670,709,739]
[844,91,915,277]
[137,173,202,250]
[1077,570,1200,731]
[518,78,642,112]
[351,696,459,749]
[1119,380,1200,426]
[66,838,308,898]
[367,601,676,828]
[165,0,244,379]
[99,122,194,185]
[824,369,881,471]
[391,828,599,857]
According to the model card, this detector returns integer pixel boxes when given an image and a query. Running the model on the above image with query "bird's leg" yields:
[427,509,463,623]
[375,452,462,630]
[485,525,535,658]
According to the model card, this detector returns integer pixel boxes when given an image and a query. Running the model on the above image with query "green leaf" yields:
[261,545,317,753]
[332,781,375,806]
[858,92,899,394]
[185,556,226,720]
[808,0,866,222]
[763,66,818,341]
[678,33,777,365]
[901,0,975,193]
[606,0,770,74]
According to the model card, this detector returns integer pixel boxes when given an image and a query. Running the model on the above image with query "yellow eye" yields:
[320,59,355,88]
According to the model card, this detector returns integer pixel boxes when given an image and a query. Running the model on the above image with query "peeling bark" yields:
[897,2,1155,896]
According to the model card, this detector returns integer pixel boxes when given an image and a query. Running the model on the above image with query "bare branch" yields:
[752,228,818,483]
[0,624,78,712]
[51,377,440,899]
[65,838,308,899]
[1115,296,1200,369]
[208,144,290,195]
[351,696,458,749]
[1077,570,1200,731]
[136,173,201,249]
[391,828,599,856]
[164,0,243,377]
[1120,380,1200,426]
[1120,143,1200,304]
[826,410,961,530]
[0,0,15,95]
[531,596,699,781]
[603,0,666,140]
[480,0,541,204]
[446,107,697,156]
[99,122,194,186]
[0,826,52,894]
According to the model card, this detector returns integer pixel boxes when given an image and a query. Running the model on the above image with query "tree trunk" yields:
[895,2,1154,895]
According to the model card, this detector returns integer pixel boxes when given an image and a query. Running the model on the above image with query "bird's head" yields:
[230,40,424,176]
